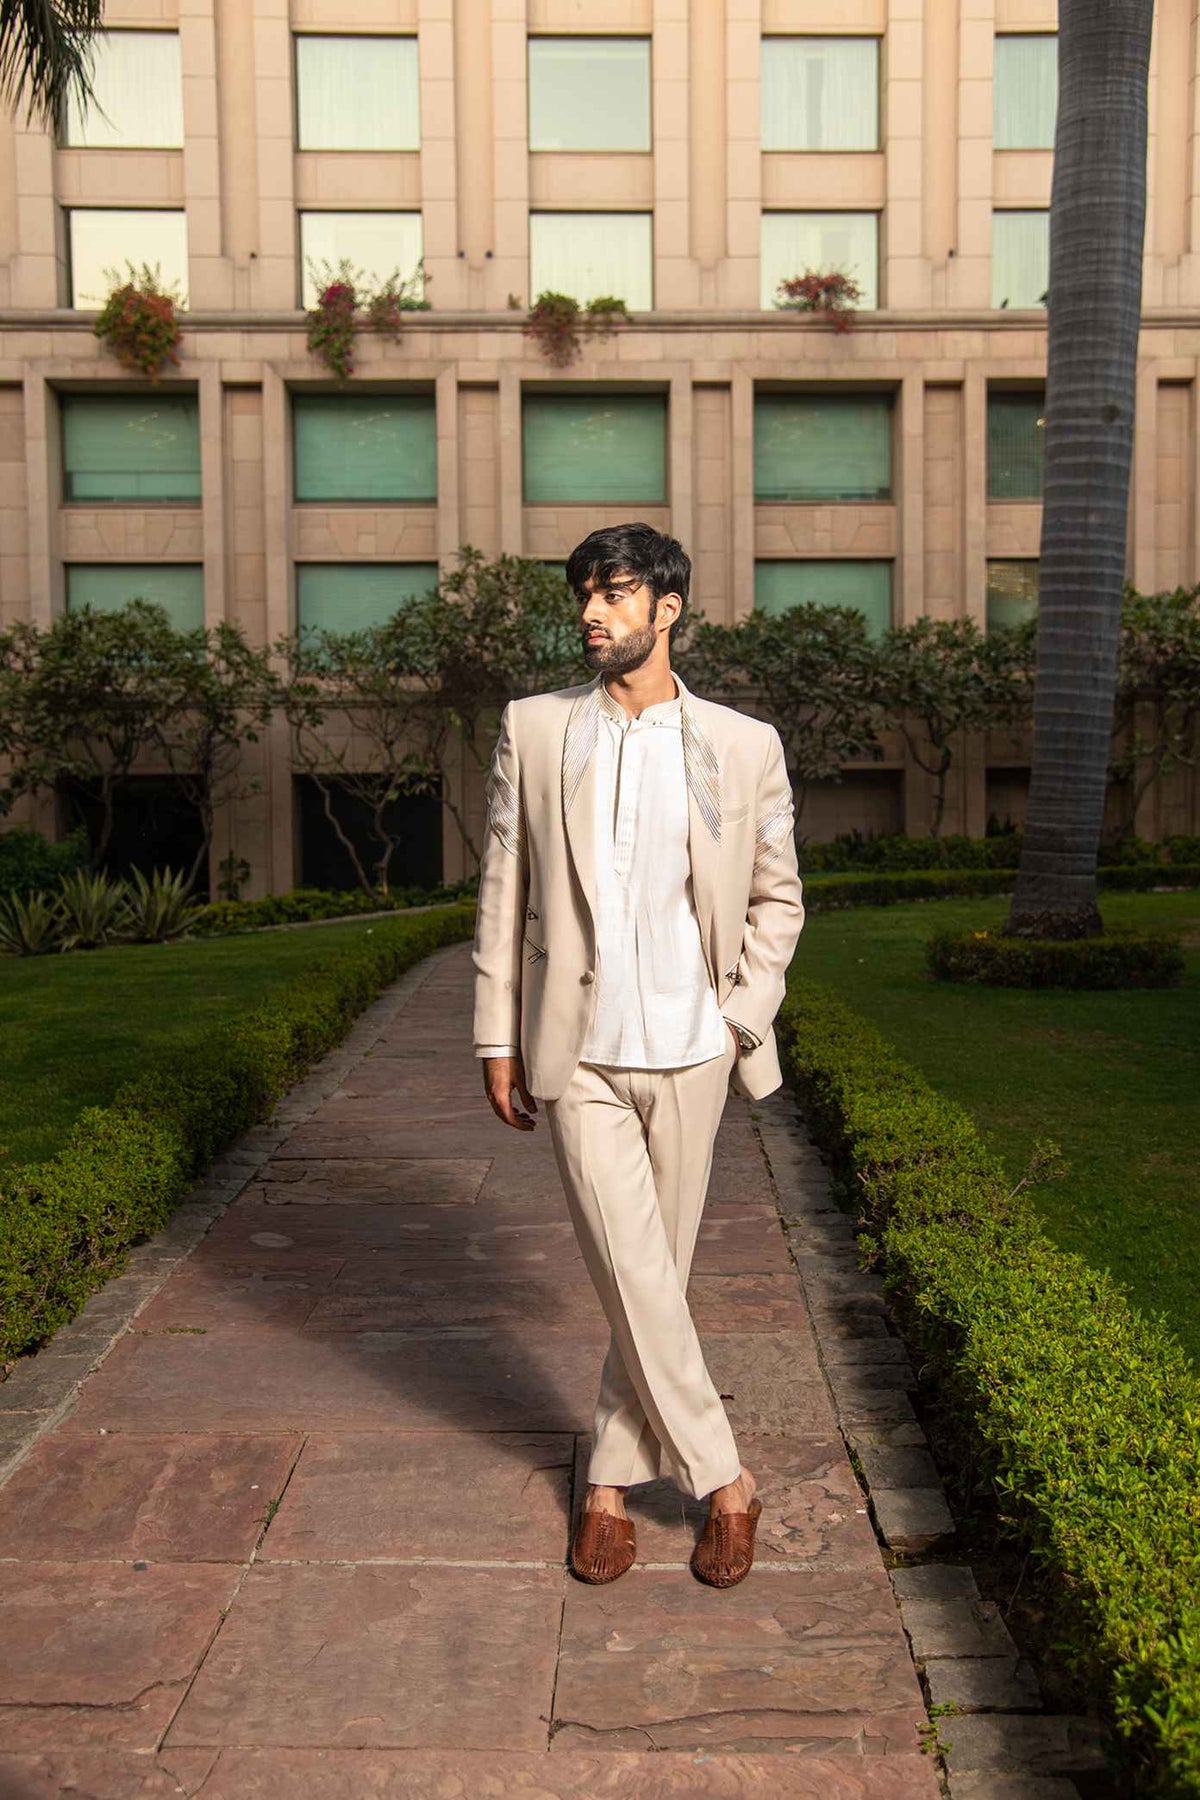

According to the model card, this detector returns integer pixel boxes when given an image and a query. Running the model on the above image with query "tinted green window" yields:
[755,560,892,638]
[66,564,204,630]
[523,394,666,503]
[296,562,438,633]
[987,393,1044,500]
[986,560,1039,633]
[293,394,436,502]
[62,396,201,502]
[755,394,891,501]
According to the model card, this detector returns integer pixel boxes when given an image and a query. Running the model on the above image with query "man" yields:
[473,522,805,1588]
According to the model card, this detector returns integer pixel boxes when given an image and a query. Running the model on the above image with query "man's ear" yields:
[657,591,684,635]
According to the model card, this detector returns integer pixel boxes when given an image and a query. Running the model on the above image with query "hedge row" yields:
[778,979,1200,1797]
[926,924,1186,989]
[0,903,477,1365]
[801,830,1200,873]
[802,863,1200,910]
[192,878,479,936]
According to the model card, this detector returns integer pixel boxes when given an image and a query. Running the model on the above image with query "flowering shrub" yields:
[306,272,359,381]
[524,291,631,367]
[774,269,864,333]
[93,261,183,380]
[304,257,430,380]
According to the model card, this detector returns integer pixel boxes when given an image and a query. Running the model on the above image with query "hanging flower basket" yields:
[93,260,184,381]
[774,270,863,333]
[523,292,631,367]
[304,257,431,380]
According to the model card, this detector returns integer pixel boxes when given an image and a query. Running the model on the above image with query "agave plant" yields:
[123,867,207,943]
[56,869,132,950]
[0,890,65,956]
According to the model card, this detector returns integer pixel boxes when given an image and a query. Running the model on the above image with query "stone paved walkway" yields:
[0,945,941,1798]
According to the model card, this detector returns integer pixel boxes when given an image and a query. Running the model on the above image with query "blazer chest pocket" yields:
[724,802,750,825]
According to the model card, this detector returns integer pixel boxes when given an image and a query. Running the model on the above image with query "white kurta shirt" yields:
[578,679,728,1070]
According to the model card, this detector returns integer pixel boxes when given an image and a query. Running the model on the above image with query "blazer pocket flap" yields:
[724,801,751,824]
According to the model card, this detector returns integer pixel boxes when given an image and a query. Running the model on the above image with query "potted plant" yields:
[774,270,864,333]
[93,260,184,381]
[523,291,631,367]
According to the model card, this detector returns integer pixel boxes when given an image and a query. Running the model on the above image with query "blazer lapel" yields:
[561,676,602,930]
[676,675,722,964]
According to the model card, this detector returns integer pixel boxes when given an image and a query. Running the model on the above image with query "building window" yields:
[755,393,892,501]
[987,560,1039,633]
[293,394,437,503]
[295,35,420,151]
[761,212,878,310]
[61,395,201,503]
[755,560,892,637]
[522,393,666,504]
[994,35,1057,149]
[299,212,423,310]
[987,393,1045,501]
[528,39,651,151]
[992,211,1049,309]
[296,562,439,634]
[66,564,204,631]
[68,210,188,310]
[528,213,652,311]
[761,37,879,151]
[63,30,182,148]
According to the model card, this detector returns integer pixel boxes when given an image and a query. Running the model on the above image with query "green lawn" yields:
[789,888,1200,1362]
[0,920,402,1170]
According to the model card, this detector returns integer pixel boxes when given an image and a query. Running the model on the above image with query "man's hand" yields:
[482,1055,539,1131]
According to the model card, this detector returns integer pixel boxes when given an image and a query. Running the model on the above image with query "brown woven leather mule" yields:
[570,1508,637,1584]
[690,1495,763,1588]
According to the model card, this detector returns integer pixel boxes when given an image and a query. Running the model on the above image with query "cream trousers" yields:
[544,1036,742,1500]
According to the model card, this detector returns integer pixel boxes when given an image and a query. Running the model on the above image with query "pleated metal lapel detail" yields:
[681,702,721,842]
[562,682,601,819]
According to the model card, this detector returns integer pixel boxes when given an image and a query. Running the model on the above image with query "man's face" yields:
[577,570,667,675]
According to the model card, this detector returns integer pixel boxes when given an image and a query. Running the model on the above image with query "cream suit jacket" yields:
[472,671,806,1103]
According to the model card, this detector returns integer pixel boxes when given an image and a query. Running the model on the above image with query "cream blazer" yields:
[472,671,806,1102]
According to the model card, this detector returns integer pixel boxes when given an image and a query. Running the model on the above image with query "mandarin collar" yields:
[597,674,683,727]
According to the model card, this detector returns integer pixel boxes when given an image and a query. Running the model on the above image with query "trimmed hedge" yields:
[192,878,479,937]
[802,864,1200,911]
[801,830,1200,873]
[0,903,476,1365]
[778,979,1200,1797]
[926,925,1185,989]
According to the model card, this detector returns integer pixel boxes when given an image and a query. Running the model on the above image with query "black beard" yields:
[581,620,658,675]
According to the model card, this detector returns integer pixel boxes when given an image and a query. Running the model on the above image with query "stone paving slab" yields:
[0,1562,239,1750]
[0,1434,301,1563]
[262,1431,574,1562]
[0,942,941,1792]
[0,1746,944,1798]
[245,1156,494,1205]
[572,1434,881,1572]
[164,1563,564,1751]
[551,1567,927,1755]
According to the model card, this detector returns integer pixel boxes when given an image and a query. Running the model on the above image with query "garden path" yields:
[0,944,939,1798]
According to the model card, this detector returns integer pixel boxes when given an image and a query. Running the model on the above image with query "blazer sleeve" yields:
[727,725,805,1046]
[472,701,530,1052]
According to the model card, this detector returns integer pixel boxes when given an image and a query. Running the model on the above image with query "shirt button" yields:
[581,970,595,984]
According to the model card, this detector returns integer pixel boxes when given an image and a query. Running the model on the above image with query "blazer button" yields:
[581,970,595,984]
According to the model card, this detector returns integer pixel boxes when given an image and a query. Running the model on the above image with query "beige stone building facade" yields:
[1,0,1198,894]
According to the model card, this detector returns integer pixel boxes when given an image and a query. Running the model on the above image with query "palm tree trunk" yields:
[1004,0,1155,939]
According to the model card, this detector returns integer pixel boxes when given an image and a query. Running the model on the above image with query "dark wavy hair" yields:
[565,522,691,645]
